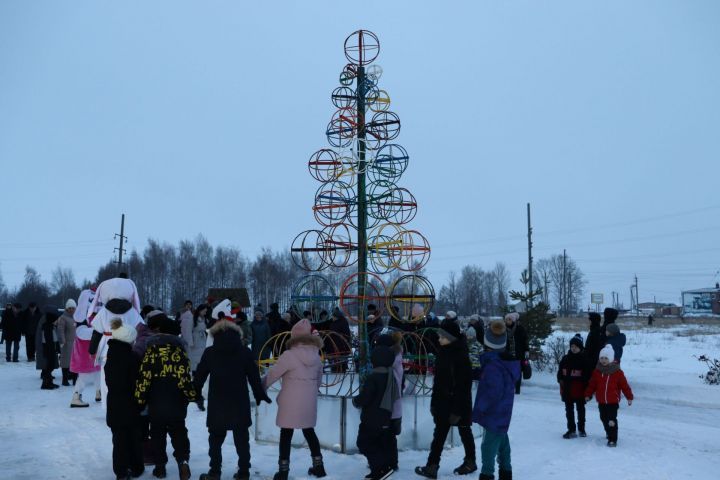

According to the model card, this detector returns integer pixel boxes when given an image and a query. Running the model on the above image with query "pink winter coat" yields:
[264,334,324,429]
[70,338,100,374]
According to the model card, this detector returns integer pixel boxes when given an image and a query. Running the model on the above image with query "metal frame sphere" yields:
[313,180,356,227]
[368,144,408,183]
[291,229,331,272]
[344,30,380,66]
[386,274,436,323]
[391,229,431,271]
[339,271,386,323]
[321,223,358,268]
[308,148,343,182]
[291,274,338,323]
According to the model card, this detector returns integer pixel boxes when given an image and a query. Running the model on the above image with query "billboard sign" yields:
[591,293,604,305]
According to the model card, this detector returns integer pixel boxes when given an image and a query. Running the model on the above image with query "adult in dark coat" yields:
[267,303,283,337]
[504,312,529,394]
[105,319,143,479]
[416,317,476,478]
[585,312,603,365]
[599,307,619,347]
[250,309,272,361]
[23,302,43,361]
[36,306,60,389]
[327,308,351,372]
[3,303,23,362]
[194,320,270,480]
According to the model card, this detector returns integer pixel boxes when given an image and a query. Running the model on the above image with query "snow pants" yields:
[427,421,475,465]
[356,423,395,473]
[151,419,190,466]
[480,428,511,477]
[73,371,100,398]
[598,403,619,442]
[207,427,250,475]
[564,399,586,432]
[111,423,144,476]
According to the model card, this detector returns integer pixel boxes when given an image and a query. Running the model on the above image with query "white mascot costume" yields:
[87,277,144,407]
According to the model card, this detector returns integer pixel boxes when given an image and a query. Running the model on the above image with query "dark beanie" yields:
[438,318,462,342]
[569,333,584,349]
[588,312,601,325]
[603,308,618,324]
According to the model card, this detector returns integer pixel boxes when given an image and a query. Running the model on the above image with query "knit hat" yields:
[505,312,520,323]
[603,308,619,324]
[606,323,620,336]
[291,318,313,338]
[110,318,137,344]
[445,310,458,320]
[484,320,507,350]
[65,299,77,309]
[599,344,615,362]
[588,312,601,325]
[569,333,584,349]
[438,317,462,342]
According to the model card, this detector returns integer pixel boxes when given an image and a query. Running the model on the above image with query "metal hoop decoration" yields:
[386,187,418,225]
[308,148,343,182]
[291,274,338,323]
[366,64,383,82]
[344,30,380,66]
[368,144,408,183]
[331,86,356,109]
[326,107,357,147]
[291,230,331,271]
[368,111,401,140]
[313,180,356,227]
[367,179,398,221]
[367,223,403,274]
[339,271,386,323]
[386,274,435,323]
[390,229,431,271]
[368,89,391,113]
[321,223,358,268]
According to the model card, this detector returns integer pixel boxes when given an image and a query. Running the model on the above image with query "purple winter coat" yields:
[263,334,324,429]
[472,350,521,434]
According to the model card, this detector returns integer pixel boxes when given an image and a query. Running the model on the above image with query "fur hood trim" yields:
[286,334,323,350]
[208,319,242,338]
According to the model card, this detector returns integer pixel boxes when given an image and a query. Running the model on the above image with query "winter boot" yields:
[199,473,220,480]
[498,470,512,480]
[562,430,577,439]
[130,466,145,478]
[179,461,191,480]
[607,441,617,447]
[453,458,477,475]
[152,464,167,478]
[273,460,290,480]
[479,474,494,480]
[414,464,439,479]
[62,368,71,386]
[578,428,587,437]
[95,389,102,402]
[70,392,89,408]
[308,455,327,477]
[116,473,131,480]
[233,471,250,480]
[366,466,394,480]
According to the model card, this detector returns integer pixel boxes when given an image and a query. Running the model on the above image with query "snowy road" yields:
[1,327,719,480]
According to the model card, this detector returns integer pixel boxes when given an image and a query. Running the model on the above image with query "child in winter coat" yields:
[373,332,404,471]
[472,320,520,480]
[105,318,143,480]
[557,334,592,438]
[353,344,400,480]
[604,323,626,363]
[193,320,272,480]
[263,318,326,480]
[135,312,197,480]
[584,344,634,447]
[415,317,476,479]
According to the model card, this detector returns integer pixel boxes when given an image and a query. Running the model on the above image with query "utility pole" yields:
[114,213,127,274]
[635,274,639,316]
[543,272,549,305]
[562,249,567,317]
[527,203,533,307]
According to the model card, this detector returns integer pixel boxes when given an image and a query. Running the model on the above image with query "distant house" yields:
[681,285,720,316]
[637,302,682,316]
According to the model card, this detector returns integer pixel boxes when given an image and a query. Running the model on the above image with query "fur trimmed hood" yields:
[286,334,323,350]
[208,319,243,338]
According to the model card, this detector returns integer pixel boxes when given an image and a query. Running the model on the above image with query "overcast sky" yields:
[1,1,718,307]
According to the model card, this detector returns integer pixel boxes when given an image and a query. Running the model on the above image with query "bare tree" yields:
[50,265,80,306]
[492,262,510,312]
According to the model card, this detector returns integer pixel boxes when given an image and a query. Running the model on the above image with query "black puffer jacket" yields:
[352,345,396,430]
[1,309,22,341]
[194,321,266,431]
[585,317,603,365]
[105,339,141,427]
[431,337,473,425]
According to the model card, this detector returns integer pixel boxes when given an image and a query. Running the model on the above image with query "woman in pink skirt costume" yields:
[69,288,102,407]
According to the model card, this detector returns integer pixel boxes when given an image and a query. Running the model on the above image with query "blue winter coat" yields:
[472,350,521,434]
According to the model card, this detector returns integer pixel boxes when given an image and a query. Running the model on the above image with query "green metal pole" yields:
[356,66,368,374]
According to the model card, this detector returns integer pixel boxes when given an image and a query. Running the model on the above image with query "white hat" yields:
[445,311,458,320]
[599,344,615,362]
[65,299,77,309]
[505,312,520,323]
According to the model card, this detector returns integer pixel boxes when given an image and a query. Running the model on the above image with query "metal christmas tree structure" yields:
[289,29,435,378]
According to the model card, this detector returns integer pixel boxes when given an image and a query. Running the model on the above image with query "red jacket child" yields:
[585,345,633,405]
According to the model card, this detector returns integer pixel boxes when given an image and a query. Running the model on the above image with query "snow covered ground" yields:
[1,323,719,480]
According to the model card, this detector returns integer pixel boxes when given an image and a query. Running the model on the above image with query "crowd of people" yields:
[0,277,634,480]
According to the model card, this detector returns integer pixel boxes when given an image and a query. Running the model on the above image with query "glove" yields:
[256,394,272,406]
[627,399,633,406]
[196,397,205,411]
[449,414,461,425]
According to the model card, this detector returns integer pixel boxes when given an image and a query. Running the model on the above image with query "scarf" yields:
[596,362,620,375]
[373,366,400,413]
